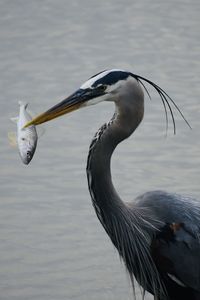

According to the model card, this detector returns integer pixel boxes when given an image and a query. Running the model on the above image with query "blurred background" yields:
[0,0,200,299]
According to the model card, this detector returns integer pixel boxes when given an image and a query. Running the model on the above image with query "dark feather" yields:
[130,73,191,134]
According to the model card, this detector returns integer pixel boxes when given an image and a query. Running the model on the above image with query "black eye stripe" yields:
[91,71,130,87]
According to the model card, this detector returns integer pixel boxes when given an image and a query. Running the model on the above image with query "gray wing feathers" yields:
[133,190,200,291]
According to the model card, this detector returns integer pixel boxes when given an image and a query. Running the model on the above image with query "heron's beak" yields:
[24,88,103,127]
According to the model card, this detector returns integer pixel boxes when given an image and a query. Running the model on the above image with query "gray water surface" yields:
[0,0,200,299]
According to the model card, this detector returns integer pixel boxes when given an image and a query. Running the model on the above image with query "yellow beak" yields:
[24,89,90,128]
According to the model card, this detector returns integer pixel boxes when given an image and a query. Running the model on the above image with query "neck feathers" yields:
[86,97,165,298]
[86,95,144,229]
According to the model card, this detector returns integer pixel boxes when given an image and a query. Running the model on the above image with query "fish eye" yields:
[21,137,25,141]
[27,151,31,157]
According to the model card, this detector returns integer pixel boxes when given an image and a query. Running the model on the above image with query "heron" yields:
[25,69,200,300]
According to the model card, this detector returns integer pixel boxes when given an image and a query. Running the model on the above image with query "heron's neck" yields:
[86,100,144,234]
[86,99,164,296]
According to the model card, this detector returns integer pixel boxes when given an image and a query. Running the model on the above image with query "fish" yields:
[10,101,38,164]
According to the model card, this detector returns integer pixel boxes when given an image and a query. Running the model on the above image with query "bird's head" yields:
[24,69,190,133]
[24,69,140,127]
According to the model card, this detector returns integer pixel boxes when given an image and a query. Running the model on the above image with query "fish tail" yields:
[18,101,28,109]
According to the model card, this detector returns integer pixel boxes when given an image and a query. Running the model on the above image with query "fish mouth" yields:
[20,146,37,165]
[20,154,32,165]
[26,150,33,164]
[24,88,105,127]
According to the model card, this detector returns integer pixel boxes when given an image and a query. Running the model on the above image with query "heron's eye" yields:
[21,138,25,141]
[98,85,107,92]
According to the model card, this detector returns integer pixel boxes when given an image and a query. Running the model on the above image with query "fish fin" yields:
[8,131,17,147]
[10,117,18,123]
[20,102,44,136]
[37,125,45,138]
[26,108,34,118]
[26,107,45,137]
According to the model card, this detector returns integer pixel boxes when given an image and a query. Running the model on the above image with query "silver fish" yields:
[11,101,38,164]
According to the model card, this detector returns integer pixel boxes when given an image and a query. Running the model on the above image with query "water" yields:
[0,0,200,299]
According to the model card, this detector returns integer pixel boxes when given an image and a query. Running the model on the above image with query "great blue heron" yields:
[25,69,200,300]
